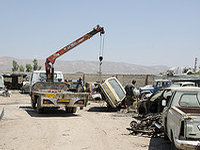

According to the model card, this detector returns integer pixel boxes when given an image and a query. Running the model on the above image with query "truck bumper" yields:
[175,137,200,150]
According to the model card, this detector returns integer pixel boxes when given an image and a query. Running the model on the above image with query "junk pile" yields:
[127,113,163,137]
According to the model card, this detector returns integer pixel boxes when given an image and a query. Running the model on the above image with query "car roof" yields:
[171,86,200,92]
[173,81,195,85]
[154,79,170,82]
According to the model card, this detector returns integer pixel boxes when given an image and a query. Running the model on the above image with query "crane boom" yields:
[45,25,105,82]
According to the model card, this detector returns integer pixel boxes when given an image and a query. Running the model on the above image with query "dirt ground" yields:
[0,91,171,150]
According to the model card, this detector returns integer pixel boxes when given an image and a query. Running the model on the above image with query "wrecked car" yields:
[137,87,173,115]
[98,77,126,108]
[162,87,200,150]
[139,79,171,100]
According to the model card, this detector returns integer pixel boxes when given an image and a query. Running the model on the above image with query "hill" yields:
[0,56,168,74]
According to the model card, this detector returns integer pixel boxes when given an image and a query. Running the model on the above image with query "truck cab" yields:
[30,70,64,87]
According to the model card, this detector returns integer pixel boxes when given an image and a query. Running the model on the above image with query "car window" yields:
[157,81,162,87]
[179,94,200,107]
[182,84,195,87]
[108,78,125,100]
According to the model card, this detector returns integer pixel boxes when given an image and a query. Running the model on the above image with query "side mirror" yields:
[162,100,167,107]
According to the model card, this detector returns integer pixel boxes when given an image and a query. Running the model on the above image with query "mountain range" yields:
[0,56,169,74]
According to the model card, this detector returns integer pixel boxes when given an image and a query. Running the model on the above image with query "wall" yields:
[63,73,155,88]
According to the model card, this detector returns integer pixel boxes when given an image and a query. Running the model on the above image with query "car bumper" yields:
[175,137,200,150]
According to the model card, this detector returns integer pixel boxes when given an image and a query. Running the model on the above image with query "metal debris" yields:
[127,114,163,137]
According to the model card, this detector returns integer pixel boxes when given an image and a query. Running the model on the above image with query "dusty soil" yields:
[0,91,171,150]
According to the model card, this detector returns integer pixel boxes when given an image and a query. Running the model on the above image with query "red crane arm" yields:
[45,25,105,81]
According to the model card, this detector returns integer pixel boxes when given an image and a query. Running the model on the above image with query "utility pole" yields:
[194,57,197,72]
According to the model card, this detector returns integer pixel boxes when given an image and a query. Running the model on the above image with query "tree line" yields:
[12,59,42,72]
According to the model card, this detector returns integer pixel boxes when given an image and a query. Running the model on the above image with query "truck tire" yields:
[65,107,77,113]
[72,107,77,113]
[37,98,43,114]
[31,99,36,109]
[65,107,70,113]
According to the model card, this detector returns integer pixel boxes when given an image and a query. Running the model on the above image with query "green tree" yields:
[19,65,25,72]
[26,64,32,72]
[12,60,19,72]
[33,59,42,71]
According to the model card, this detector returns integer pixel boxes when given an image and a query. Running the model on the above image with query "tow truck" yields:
[30,25,105,113]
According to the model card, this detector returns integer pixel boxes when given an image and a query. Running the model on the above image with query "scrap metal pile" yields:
[127,113,163,137]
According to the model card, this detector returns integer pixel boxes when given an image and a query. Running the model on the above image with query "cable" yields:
[99,34,105,62]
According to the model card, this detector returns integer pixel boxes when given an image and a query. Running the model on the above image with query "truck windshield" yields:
[39,73,58,81]
[179,93,200,107]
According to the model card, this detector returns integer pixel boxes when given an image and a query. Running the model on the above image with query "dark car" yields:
[137,87,174,115]
[20,82,30,94]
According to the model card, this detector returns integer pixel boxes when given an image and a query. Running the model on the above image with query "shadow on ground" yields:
[148,137,171,150]
[87,106,119,113]
[19,106,79,118]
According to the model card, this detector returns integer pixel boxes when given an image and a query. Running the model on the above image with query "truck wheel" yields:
[65,107,70,113]
[72,107,77,113]
[31,99,36,109]
[65,107,77,113]
[37,98,43,114]
[37,107,43,114]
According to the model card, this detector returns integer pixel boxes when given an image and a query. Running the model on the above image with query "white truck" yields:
[29,25,104,114]
[30,71,89,113]
[162,87,200,150]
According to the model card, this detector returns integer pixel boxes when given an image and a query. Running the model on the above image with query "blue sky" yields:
[0,0,199,67]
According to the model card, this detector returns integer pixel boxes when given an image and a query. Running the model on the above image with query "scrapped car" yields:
[139,79,171,100]
[98,77,126,108]
[137,87,174,115]
[162,87,200,150]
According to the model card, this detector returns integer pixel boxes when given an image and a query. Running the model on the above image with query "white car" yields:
[170,81,196,87]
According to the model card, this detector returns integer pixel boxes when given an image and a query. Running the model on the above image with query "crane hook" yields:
[99,55,103,62]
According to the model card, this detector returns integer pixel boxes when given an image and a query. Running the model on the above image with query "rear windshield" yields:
[108,78,125,100]
[179,93,200,107]
[39,73,58,81]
